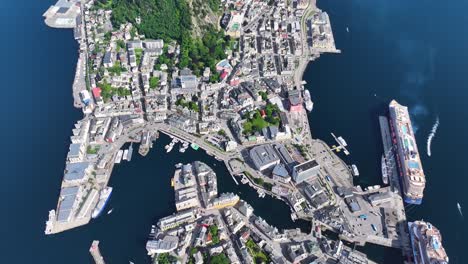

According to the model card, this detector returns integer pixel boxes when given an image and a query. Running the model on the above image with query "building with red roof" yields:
[92,87,103,105]
[92,87,101,98]
[220,70,229,80]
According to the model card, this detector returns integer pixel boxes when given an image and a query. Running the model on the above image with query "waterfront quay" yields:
[145,161,378,264]
[42,0,81,29]
[378,116,412,256]
[43,0,414,262]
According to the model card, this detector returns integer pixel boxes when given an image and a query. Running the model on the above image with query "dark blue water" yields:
[0,1,309,263]
[305,0,468,263]
[2,0,468,263]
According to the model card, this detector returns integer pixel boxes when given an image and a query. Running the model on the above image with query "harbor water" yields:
[305,0,468,263]
[1,0,467,263]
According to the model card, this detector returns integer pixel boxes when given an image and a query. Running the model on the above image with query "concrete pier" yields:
[89,240,105,264]
[43,0,81,28]
[379,116,401,193]
[72,52,87,108]
[379,116,412,256]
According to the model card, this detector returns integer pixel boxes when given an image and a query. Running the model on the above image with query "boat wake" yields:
[458,203,463,218]
[426,117,439,157]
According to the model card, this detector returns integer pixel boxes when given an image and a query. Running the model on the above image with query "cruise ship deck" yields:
[389,100,426,204]
[408,221,449,264]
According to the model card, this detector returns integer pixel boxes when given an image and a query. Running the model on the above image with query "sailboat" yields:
[346,27,349,33]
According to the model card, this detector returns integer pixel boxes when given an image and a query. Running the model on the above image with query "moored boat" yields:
[127,143,133,161]
[92,187,113,219]
[179,142,189,153]
[190,143,200,150]
[351,164,359,176]
[381,155,389,185]
[166,142,175,153]
[303,89,313,112]
[114,150,123,164]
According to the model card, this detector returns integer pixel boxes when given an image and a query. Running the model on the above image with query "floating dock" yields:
[230,173,239,185]
[330,132,350,155]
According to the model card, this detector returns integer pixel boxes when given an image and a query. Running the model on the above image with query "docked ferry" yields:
[92,187,113,219]
[381,155,389,185]
[303,89,313,112]
[388,100,425,204]
[408,221,449,264]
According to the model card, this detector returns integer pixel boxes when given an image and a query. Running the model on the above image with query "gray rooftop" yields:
[288,90,301,106]
[272,164,289,178]
[146,235,178,251]
[103,51,112,64]
[57,186,79,222]
[304,183,323,198]
[68,143,81,157]
[55,0,73,9]
[294,159,319,174]
[274,144,295,167]
[64,162,89,181]
[249,144,280,170]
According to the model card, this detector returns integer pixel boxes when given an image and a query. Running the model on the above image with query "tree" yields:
[209,225,219,244]
[110,1,228,76]
[150,76,160,88]
[111,0,191,42]
[217,129,226,136]
[189,248,198,256]
[104,31,112,42]
[209,71,220,83]
[188,101,199,112]
[210,253,230,264]
[253,177,264,185]
[116,39,126,50]
[243,122,253,135]
[108,62,125,76]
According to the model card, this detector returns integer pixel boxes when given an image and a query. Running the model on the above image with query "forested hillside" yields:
[111,0,192,42]
[100,0,230,78]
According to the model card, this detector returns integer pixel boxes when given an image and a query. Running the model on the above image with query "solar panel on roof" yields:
[57,186,80,222]
[57,209,72,222]
[61,197,75,208]
[61,186,79,195]
[57,7,69,14]
[64,162,89,181]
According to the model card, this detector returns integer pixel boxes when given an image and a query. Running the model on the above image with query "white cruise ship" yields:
[408,221,449,264]
[389,100,425,204]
